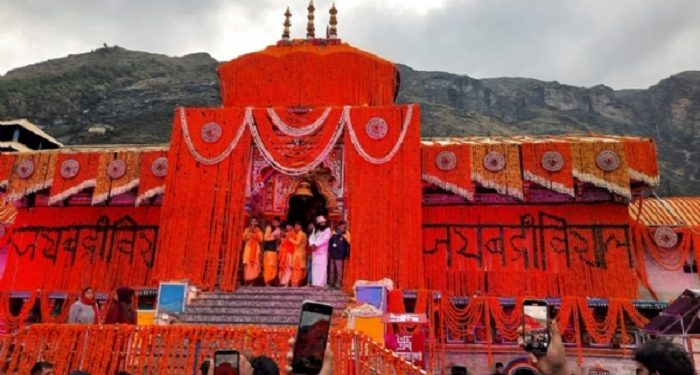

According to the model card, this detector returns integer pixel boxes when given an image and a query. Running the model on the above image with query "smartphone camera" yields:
[214,349,239,375]
[523,300,550,355]
[292,300,334,374]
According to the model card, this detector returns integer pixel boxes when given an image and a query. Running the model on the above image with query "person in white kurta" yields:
[309,216,331,287]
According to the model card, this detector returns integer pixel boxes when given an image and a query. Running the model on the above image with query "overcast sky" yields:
[1,0,699,89]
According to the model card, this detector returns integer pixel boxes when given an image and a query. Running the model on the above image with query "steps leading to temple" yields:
[176,287,351,326]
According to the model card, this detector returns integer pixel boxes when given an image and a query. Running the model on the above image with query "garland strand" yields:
[267,107,332,137]
[344,104,414,165]
[179,107,251,165]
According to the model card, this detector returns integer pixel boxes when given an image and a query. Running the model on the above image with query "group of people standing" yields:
[67,286,137,325]
[242,215,350,288]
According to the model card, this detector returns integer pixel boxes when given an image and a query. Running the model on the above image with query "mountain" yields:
[0,46,698,195]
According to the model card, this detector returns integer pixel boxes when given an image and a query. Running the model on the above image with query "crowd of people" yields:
[242,215,350,289]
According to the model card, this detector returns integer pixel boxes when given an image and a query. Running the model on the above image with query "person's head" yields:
[495,362,504,374]
[250,217,259,227]
[272,217,281,227]
[250,355,279,375]
[116,287,135,304]
[31,361,54,375]
[336,220,347,233]
[199,359,210,375]
[294,221,302,232]
[634,339,694,375]
[81,287,94,301]
[285,222,293,231]
[316,216,327,229]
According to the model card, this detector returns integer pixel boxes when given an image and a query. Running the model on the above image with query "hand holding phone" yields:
[523,299,550,355]
[214,350,239,375]
[291,300,333,374]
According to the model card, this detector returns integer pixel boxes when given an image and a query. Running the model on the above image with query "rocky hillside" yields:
[0,47,698,195]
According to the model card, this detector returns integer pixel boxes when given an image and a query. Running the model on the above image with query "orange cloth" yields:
[290,230,308,286]
[263,251,278,284]
[278,231,295,285]
[242,227,263,282]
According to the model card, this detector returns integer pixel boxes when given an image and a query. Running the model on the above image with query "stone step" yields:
[177,314,300,325]
[194,294,349,303]
[188,299,348,309]
[182,306,346,316]
[225,287,348,295]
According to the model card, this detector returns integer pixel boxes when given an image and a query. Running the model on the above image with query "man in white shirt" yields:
[308,215,331,287]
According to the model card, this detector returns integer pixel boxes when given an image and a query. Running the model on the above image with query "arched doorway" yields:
[287,180,329,229]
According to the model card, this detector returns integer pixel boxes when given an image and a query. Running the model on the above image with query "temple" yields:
[0,4,697,374]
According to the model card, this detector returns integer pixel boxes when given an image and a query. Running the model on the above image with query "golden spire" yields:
[282,7,292,41]
[328,3,338,39]
[307,0,316,39]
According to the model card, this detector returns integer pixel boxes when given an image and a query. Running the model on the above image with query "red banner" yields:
[423,204,641,298]
[0,206,160,292]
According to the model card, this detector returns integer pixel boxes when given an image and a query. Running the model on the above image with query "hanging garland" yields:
[344,105,414,165]
[267,107,332,137]
[250,107,345,175]
[179,107,251,165]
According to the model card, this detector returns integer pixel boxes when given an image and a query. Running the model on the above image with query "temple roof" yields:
[0,119,63,150]
[629,197,700,227]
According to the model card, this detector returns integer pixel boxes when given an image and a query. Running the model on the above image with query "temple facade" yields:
[0,7,697,373]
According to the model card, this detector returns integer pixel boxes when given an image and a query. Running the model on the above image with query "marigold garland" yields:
[622,137,660,187]
[521,142,575,197]
[343,105,424,290]
[218,43,398,107]
[0,153,17,188]
[135,150,168,206]
[154,108,252,291]
[420,141,474,200]
[0,324,422,375]
[471,143,523,200]
[48,152,99,206]
[7,152,57,202]
[92,151,142,205]
[570,141,631,199]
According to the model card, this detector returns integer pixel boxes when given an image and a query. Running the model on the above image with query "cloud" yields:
[1,0,699,88]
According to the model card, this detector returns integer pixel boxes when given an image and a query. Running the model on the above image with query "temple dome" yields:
[217,42,399,108]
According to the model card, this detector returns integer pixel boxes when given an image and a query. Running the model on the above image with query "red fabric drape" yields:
[0,206,160,292]
[423,204,640,298]
[153,108,251,291]
[343,105,424,290]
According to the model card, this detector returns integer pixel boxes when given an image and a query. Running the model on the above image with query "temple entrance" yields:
[286,180,329,229]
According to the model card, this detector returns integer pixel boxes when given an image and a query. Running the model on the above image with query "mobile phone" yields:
[451,365,468,375]
[291,300,334,374]
[214,349,239,375]
[523,299,550,354]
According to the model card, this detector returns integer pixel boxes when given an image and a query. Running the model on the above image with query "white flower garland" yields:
[179,107,251,165]
[266,107,332,137]
[248,107,347,176]
[344,104,413,165]
[179,105,411,170]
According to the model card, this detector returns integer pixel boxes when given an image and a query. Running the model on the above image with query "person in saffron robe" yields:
[242,217,263,286]
[308,215,331,287]
[278,223,295,287]
[290,221,308,287]
[262,217,281,286]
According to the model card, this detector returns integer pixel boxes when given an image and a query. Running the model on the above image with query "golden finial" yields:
[307,0,316,39]
[282,7,292,41]
[328,3,338,39]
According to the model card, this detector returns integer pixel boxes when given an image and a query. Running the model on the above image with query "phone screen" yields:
[523,302,549,353]
[292,302,333,374]
[214,350,239,375]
